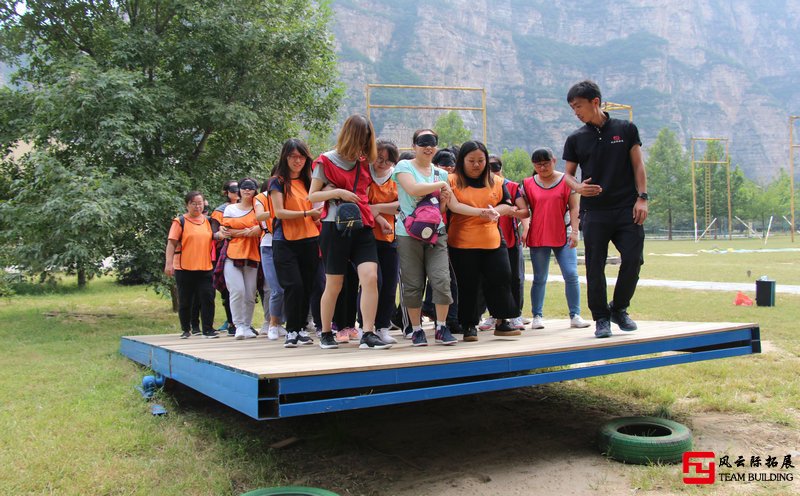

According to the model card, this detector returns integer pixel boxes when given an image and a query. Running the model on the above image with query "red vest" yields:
[498,179,520,247]
[315,154,375,228]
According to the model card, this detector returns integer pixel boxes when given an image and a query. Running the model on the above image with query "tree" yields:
[433,111,472,148]
[0,0,342,288]
[499,147,531,183]
[646,128,691,239]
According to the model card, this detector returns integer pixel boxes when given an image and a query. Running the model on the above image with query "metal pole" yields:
[365,84,371,122]
[481,88,487,144]
[790,116,797,242]
[691,140,698,241]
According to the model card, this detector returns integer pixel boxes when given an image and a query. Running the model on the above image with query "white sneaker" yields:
[521,317,532,325]
[377,328,398,344]
[234,328,245,340]
[570,315,591,328]
[260,322,270,336]
[242,327,258,339]
[530,316,544,329]
[267,325,285,341]
[478,317,496,331]
[510,316,526,330]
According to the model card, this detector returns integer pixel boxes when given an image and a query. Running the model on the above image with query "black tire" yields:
[240,487,339,496]
[598,416,693,465]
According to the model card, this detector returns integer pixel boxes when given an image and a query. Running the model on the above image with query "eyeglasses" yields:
[189,202,204,207]
[489,162,501,168]
[533,161,552,168]
[287,153,305,161]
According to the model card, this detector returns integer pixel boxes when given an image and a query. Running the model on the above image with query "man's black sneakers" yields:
[611,309,638,331]
[595,318,612,338]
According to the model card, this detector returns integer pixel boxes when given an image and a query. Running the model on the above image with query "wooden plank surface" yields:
[122,320,756,379]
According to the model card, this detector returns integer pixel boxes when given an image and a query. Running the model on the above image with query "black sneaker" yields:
[227,325,236,337]
[203,330,219,339]
[180,330,191,339]
[463,326,478,342]
[611,309,638,331]
[403,325,414,340]
[284,330,299,348]
[411,329,428,347]
[435,325,457,345]
[595,318,612,338]
[359,331,392,350]
[494,319,522,336]
[446,320,463,334]
[296,330,314,346]
[319,331,339,349]
[191,327,201,336]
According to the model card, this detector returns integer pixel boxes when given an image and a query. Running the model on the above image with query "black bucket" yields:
[755,279,776,307]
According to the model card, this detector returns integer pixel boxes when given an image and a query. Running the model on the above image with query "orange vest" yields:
[270,178,319,241]
[447,176,504,249]
[223,207,260,262]
[254,192,274,235]
[368,177,398,242]
[168,216,213,271]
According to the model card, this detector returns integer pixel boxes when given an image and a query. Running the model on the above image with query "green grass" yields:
[2,235,799,494]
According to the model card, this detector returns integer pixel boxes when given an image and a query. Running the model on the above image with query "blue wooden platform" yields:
[120,320,760,420]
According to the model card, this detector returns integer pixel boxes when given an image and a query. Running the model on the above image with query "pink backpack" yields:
[403,170,444,244]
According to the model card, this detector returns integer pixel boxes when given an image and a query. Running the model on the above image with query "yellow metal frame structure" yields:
[789,116,798,242]
[691,138,732,241]
[365,84,487,149]
[601,101,633,122]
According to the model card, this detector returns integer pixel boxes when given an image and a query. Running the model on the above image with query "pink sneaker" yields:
[345,326,361,340]
[335,328,350,343]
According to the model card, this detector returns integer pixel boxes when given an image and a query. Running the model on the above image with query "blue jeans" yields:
[530,242,581,318]
[260,245,284,323]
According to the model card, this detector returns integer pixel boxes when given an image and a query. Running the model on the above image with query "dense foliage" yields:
[0,0,342,288]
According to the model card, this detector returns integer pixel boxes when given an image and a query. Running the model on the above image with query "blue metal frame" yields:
[120,326,760,420]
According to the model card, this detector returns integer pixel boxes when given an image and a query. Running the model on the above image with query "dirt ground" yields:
[178,381,799,496]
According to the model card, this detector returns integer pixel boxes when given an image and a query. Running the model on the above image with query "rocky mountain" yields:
[329,0,800,183]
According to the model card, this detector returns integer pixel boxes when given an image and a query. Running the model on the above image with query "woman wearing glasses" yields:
[520,147,590,330]
[164,191,218,339]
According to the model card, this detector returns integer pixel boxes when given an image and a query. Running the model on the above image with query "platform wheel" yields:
[598,416,693,465]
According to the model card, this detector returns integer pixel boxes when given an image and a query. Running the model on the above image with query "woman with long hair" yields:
[164,191,218,339]
[446,141,521,342]
[268,138,321,347]
[221,177,262,339]
[308,114,390,350]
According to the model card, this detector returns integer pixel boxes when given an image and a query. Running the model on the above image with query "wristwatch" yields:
[638,192,649,201]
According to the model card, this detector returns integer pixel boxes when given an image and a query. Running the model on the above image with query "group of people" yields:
[164,80,648,348]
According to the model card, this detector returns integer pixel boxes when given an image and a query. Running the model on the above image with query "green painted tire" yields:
[240,487,339,496]
[598,416,693,465]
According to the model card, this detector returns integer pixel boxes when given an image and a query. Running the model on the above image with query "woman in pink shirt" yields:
[520,147,590,330]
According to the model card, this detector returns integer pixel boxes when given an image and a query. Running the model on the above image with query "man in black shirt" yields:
[562,80,648,338]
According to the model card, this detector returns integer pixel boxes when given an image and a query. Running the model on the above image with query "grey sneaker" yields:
[411,329,428,347]
[297,330,314,345]
[611,309,638,331]
[434,325,457,345]
[594,318,612,338]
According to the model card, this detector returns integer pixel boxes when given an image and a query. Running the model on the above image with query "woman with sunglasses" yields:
[308,114,390,350]
[392,129,457,346]
[221,178,262,340]
[445,141,521,342]
[520,147,590,330]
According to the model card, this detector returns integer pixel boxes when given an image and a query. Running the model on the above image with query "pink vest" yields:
[521,175,571,248]
[315,155,375,228]
[499,179,520,246]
